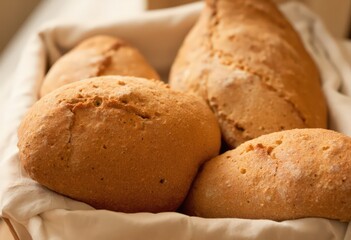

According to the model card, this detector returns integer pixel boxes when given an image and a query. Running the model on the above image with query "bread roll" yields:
[183,128,351,221]
[169,0,327,148]
[19,76,221,213]
[40,35,160,97]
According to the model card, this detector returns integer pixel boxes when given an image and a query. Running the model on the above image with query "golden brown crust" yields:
[169,0,327,147]
[183,128,351,221]
[40,35,160,97]
[19,76,221,213]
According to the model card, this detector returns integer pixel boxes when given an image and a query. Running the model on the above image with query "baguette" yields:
[170,0,327,148]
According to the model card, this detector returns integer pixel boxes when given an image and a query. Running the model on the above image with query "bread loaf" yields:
[183,128,351,221]
[169,0,327,148]
[19,76,221,213]
[40,35,160,97]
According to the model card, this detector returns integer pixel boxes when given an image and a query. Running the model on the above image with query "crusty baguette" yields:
[19,76,221,213]
[40,35,160,97]
[183,128,351,221]
[170,0,327,148]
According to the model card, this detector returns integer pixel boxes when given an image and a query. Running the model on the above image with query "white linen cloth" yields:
[1,2,351,239]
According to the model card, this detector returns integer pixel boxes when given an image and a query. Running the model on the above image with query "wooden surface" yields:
[148,0,200,9]
[0,0,41,53]
[0,219,15,240]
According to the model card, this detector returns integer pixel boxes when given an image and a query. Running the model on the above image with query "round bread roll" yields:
[40,35,160,97]
[169,0,327,148]
[183,128,351,221]
[19,76,221,213]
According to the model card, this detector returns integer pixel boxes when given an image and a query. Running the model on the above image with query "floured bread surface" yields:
[183,128,351,221]
[40,35,160,97]
[169,0,327,147]
[19,76,221,213]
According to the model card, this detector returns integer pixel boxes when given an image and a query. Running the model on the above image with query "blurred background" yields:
[0,0,351,54]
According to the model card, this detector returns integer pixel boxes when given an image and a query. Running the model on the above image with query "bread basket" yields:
[1,2,351,239]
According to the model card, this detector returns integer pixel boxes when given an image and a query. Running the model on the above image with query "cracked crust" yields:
[40,35,160,97]
[18,76,221,213]
[169,0,327,148]
[183,128,351,221]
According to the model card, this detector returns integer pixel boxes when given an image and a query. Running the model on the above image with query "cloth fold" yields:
[1,2,351,239]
